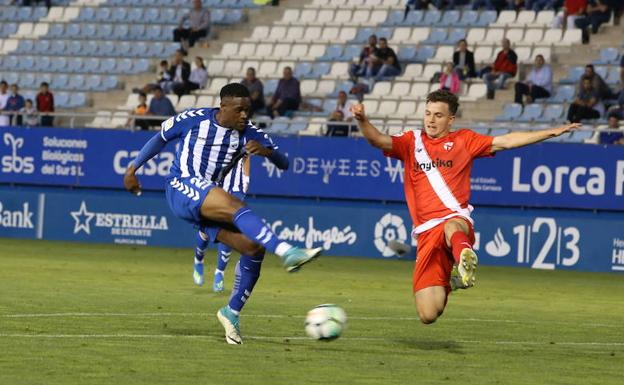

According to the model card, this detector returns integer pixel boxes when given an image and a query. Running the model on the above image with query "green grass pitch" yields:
[1,238,623,385]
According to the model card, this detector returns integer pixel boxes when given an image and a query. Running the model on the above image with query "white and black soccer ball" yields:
[304,304,347,341]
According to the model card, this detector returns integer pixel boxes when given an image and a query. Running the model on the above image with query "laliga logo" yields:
[374,213,408,258]
[1,133,35,174]
[485,228,511,257]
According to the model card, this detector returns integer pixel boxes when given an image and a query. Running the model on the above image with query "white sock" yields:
[275,242,293,257]
[215,269,224,275]
[194,257,203,264]
[228,306,240,316]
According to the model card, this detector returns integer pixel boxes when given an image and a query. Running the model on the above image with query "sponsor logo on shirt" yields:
[417,158,453,172]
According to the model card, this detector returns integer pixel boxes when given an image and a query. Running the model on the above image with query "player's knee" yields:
[417,310,439,325]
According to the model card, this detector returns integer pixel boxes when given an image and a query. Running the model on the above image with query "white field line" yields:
[0,312,620,328]
[0,333,622,347]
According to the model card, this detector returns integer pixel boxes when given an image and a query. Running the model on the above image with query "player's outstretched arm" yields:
[490,123,581,153]
[123,133,168,195]
[350,103,393,152]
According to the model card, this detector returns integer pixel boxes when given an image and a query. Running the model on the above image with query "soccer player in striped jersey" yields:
[124,83,320,344]
[350,89,579,325]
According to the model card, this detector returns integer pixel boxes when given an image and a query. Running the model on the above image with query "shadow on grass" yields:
[395,338,464,353]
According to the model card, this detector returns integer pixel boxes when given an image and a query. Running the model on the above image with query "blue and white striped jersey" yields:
[221,157,249,194]
[160,108,274,193]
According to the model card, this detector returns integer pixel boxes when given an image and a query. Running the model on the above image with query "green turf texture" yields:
[1,238,623,385]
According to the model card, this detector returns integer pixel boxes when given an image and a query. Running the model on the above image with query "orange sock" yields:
[450,231,472,265]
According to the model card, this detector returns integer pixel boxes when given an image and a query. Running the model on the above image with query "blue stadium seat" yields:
[50,57,68,73]
[264,79,279,95]
[116,58,133,74]
[331,80,352,97]
[67,57,84,72]
[594,66,608,80]
[69,93,87,108]
[352,27,374,44]
[311,62,331,78]
[320,45,343,61]
[421,10,442,26]
[114,41,132,57]
[321,99,335,113]
[112,24,129,40]
[340,45,361,61]
[376,27,393,40]
[100,58,116,73]
[126,8,143,22]
[439,10,460,27]
[129,25,146,40]
[33,6,47,20]
[102,75,118,90]
[132,59,150,74]
[95,7,112,22]
[489,128,510,136]
[33,39,50,54]
[83,58,100,74]
[143,8,160,23]
[415,46,435,63]
[98,41,115,56]
[537,104,564,122]
[34,56,51,72]
[398,46,417,62]
[384,10,404,26]
[80,23,96,38]
[16,40,34,54]
[20,73,36,89]
[495,103,522,121]
[83,41,99,56]
[1,55,18,70]
[2,23,18,37]
[422,28,447,45]
[110,7,127,22]
[294,62,312,78]
[148,42,165,57]
[225,9,244,24]
[68,75,86,91]
[593,47,619,65]
[50,40,66,55]
[47,24,64,38]
[16,6,32,21]
[401,10,423,26]
[559,66,584,84]
[458,10,479,27]
[568,130,594,142]
[445,28,467,45]
[1,6,18,21]
[159,8,176,23]
[65,24,81,38]
[86,75,102,91]
[51,74,69,90]
[55,92,70,108]
[477,10,497,27]
[271,117,290,133]
[96,24,114,40]
[131,42,149,57]
[146,25,162,41]
[548,86,576,103]
[78,7,96,21]
[18,56,35,71]
[517,104,543,122]
[4,72,18,85]
[606,67,620,85]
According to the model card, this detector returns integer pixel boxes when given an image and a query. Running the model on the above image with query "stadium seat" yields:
[474,46,493,64]
[476,10,497,27]
[534,10,555,26]
[457,10,478,27]
[466,28,486,45]
[421,10,441,26]
[34,56,51,72]
[402,10,423,26]
[561,29,582,45]
[430,45,454,63]
[415,46,435,63]
[69,75,86,91]
[550,85,576,103]
[18,55,35,71]
[484,28,505,45]
[384,9,404,26]
[398,46,417,62]
[264,79,279,95]
[537,104,565,122]
[258,61,277,77]
[495,103,522,121]
[33,40,51,55]
[50,57,67,73]
[177,95,197,111]
[422,28,447,45]
[340,45,361,61]
[16,40,34,54]
[300,79,318,95]
[445,28,467,45]
[494,10,516,26]
[378,100,398,116]
[517,104,543,122]
[606,67,620,85]
[593,48,620,65]
[560,67,584,84]
[55,92,70,108]
[510,10,535,27]
[439,10,460,27]
[370,81,392,99]
[391,82,411,98]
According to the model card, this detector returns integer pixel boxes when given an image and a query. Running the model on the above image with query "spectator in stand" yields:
[167,50,191,97]
[598,113,624,144]
[0,81,9,127]
[173,0,211,50]
[607,90,624,119]
[439,62,461,94]
[404,0,431,17]
[620,52,624,84]
[472,0,507,10]
[240,67,265,117]
[433,0,470,9]
[579,64,615,100]
[268,67,301,118]
[137,86,176,129]
[326,90,354,136]
[349,35,378,82]
[367,37,401,81]
[4,84,25,126]
[453,39,476,79]
[21,0,51,8]
[20,99,38,127]
[134,60,172,95]
[553,0,588,30]
[507,0,525,10]
[514,55,553,105]
[36,82,54,127]
[575,0,612,44]
[127,92,149,130]
[173,56,207,97]
[524,0,557,11]
[567,76,604,122]
[481,38,518,99]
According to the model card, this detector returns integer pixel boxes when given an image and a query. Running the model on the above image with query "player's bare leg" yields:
[444,218,478,288]
[414,286,447,324]
[200,187,321,272]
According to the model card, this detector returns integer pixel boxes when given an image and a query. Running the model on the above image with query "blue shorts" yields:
[165,176,246,243]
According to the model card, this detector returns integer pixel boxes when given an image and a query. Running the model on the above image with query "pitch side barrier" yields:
[1,126,623,211]
[0,186,622,273]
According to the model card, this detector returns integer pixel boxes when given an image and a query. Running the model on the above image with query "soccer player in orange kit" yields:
[350,89,580,324]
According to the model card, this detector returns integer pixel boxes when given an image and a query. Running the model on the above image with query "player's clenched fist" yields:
[350,103,366,121]
[124,164,142,196]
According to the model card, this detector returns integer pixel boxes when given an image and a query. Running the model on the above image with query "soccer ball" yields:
[304,304,347,341]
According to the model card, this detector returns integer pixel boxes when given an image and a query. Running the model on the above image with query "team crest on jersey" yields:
[443,142,454,151]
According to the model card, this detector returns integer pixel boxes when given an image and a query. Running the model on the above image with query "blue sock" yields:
[217,243,231,272]
[228,253,264,313]
[232,207,291,256]
[195,231,209,263]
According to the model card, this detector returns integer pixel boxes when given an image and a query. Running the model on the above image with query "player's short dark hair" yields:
[426,89,459,115]
[220,83,250,99]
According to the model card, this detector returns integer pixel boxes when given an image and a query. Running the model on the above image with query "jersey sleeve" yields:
[159,108,207,142]
[462,129,495,158]
[382,131,413,161]
[244,123,278,150]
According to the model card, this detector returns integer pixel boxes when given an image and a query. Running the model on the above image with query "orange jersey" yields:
[384,129,494,234]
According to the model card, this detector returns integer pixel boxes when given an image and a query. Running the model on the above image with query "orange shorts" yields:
[412,217,475,294]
